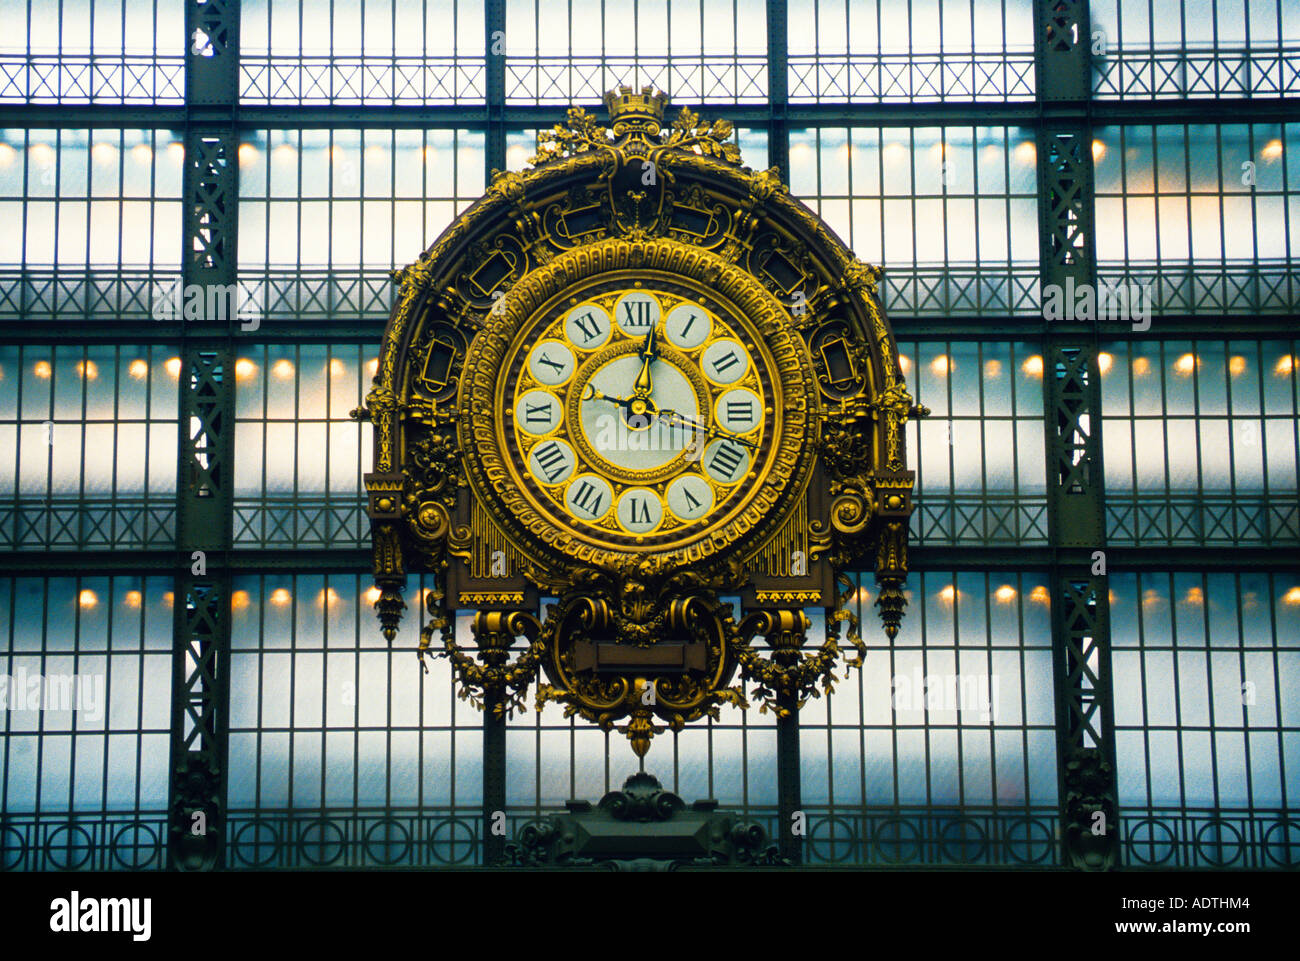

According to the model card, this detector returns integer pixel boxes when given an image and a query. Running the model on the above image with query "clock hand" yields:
[643,321,660,363]
[581,383,634,409]
[655,408,758,451]
[582,383,658,430]
[631,325,658,399]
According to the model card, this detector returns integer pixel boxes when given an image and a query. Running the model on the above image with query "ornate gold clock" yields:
[358,87,923,756]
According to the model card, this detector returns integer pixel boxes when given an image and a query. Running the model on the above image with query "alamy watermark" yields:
[50,891,151,941]
[589,412,709,459]
[891,668,1001,722]
[152,280,262,331]
[1042,278,1151,331]
[0,668,105,721]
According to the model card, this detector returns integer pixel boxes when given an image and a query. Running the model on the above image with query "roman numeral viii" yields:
[531,442,568,482]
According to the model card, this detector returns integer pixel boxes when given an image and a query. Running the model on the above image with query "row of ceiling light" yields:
[13,357,381,381]
[901,352,1296,378]
[3,138,1284,170]
[75,583,1300,611]
[13,353,1294,384]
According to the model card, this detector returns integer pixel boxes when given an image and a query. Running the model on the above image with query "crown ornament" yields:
[603,84,670,135]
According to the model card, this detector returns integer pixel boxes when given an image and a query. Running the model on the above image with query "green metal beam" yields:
[480,0,509,868]
[167,0,241,874]
[485,0,506,180]
[1033,0,1121,872]
[767,0,790,183]
[2,545,1297,576]
[3,98,1298,131]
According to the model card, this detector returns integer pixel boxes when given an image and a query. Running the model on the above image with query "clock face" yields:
[498,276,774,549]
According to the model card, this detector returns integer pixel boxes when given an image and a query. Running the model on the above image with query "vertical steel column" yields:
[776,690,802,864]
[470,613,514,866]
[481,0,509,867]
[1033,0,1120,871]
[168,0,240,872]
[485,0,507,182]
[766,0,800,865]
[766,0,790,183]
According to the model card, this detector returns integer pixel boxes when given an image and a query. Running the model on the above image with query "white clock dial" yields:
[528,340,575,386]
[666,473,713,521]
[701,339,749,385]
[613,291,660,336]
[527,438,576,485]
[506,283,777,550]
[616,487,663,533]
[515,389,562,434]
[663,302,710,349]
[563,303,612,350]
[579,356,698,470]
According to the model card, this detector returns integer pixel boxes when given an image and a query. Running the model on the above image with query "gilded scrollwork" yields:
[732,610,826,717]
[820,396,877,477]
[534,580,748,757]
[529,106,616,166]
[429,604,547,718]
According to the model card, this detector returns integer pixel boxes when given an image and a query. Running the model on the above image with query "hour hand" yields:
[582,384,633,409]
[632,325,658,398]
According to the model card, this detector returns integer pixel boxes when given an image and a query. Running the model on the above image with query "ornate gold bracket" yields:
[428,605,546,718]
[533,562,747,757]
[732,572,868,717]
[368,485,406,641]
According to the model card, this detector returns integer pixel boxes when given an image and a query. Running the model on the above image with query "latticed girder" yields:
[169,574,230,870]
[1033,0,1120,872]
[167,0,242,873]
[1060,578,1105,748]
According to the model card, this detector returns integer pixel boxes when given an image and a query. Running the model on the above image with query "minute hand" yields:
[655,408,758,451]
